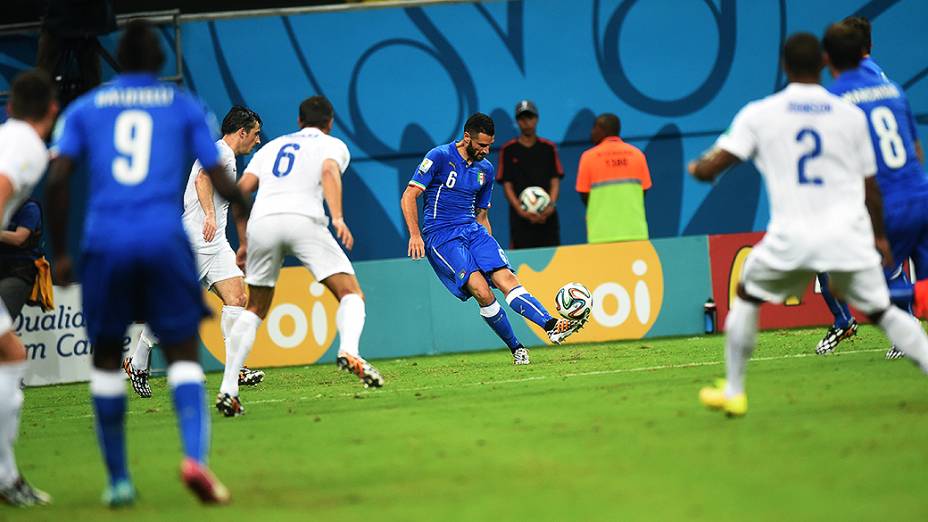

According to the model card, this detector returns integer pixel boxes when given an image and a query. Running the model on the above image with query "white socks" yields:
[878,306,928,367]
[336,294,365,357]
[219,306,244,391]
[724,297,760,397]
[131,326,156,371]
[220,311,262,397]
[0,362,26,488]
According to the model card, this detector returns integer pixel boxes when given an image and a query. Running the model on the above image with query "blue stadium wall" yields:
[1,0,927,261]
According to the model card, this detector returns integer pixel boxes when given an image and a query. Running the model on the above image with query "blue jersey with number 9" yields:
[53,73,220,248]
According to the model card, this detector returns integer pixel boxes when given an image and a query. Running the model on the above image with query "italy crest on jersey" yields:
[477,171,485,185]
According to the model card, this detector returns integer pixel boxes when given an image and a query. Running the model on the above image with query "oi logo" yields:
[199,268,340,367]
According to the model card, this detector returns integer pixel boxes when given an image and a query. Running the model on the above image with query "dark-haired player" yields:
[124,106,265,398]
[691,32,928,417]
[219,95,383,418]
[815,21,927,359]
[401,113,587,366]
[47,19,247,505]
[0,69,57,507]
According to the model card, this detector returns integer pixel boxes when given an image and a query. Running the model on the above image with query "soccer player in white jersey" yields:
[0,70,57,506]
[123,106,266,398]
[688,33,928,417]
[215,96,383,416]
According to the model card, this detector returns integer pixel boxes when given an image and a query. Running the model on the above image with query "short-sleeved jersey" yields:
[408,142,494,236]
[828,67,926,202]
[0,119,48,228]
[244,126,350,224]
[575,136,651,243]
[716,82,878,271]
[496,137,564,196]
[52,73,220,249]
[0,200,43,260]
[182,138,237,251]
[859,56,888,81]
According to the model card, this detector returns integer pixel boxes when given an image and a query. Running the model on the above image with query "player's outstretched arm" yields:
[321,159,353,251]
[864,177,892,267]
[45,156,74,284]
[194,169,218,242]
[400,185,425,259]
[688,147,741,182]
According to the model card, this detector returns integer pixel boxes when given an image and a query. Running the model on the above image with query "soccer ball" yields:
[519,186,551,214]
[555,282,593,320]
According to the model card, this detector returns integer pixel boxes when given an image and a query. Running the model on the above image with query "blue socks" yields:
[168,362,209,464]
[480,301,521,352]
[505,286,554,329]
[818,273,853,328]
[886,266,914,312]
[90,369,129,486]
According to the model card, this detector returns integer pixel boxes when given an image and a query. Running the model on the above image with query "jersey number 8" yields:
[870,107,907,169]
[112,110,153,185]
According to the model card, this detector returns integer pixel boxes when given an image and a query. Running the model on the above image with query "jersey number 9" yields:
[112,110,153,185]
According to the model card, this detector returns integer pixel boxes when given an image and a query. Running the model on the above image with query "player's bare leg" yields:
[217,285,274,416]
[699,284,758,417]
[0,332,50,506]
[321,273,384,387]
[466,271,529,364]
[162,338,229,504]
[489,269,588,344]
[211,276,264,386]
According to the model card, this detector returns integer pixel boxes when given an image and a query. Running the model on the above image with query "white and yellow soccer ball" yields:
[555,282,593,320]
[519,186,551,214]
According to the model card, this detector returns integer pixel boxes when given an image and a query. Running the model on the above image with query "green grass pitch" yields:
[8,325,928,521]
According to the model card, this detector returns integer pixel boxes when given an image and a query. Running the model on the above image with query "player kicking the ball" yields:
[401,113,587,365]
[123,106,266,398]
[689,32,928,417]
[216,96,383,417]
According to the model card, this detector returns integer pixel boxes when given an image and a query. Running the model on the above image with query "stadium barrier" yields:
[21,235,712,385]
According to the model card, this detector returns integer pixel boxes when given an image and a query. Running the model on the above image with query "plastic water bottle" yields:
[704,298,717,334]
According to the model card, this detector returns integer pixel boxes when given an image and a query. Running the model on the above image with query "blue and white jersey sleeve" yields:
[182,94,221,171]
[409,147,444,190]
[716,103,758,161]
[476,163,494,209]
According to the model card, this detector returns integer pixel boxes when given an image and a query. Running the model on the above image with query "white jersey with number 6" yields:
[244,127,350,224]
[716,83,878,272]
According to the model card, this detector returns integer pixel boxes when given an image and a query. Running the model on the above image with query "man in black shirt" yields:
[496,100,564,249]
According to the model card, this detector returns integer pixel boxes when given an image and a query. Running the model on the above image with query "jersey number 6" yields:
[273,143,301,177]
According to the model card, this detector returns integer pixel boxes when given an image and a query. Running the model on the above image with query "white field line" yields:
[55,349,886,419]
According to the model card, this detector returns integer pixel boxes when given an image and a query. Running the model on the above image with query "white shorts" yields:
[742,252,890,315]
[244,214,354,287]
[194,243,243,289]
[0,298,11,336]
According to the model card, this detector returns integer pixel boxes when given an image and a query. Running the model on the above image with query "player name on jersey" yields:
[840,83,901,104]
[93,87,175,108]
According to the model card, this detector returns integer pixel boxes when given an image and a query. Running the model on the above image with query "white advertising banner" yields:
[18,285,143,386]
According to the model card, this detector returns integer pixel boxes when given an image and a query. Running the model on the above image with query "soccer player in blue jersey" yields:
[401,113,587,365]
[46,20,249,506]
[814,22,928,360]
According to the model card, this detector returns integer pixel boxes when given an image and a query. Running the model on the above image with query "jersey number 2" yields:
[796,128,823,186]
[112,110,152,185]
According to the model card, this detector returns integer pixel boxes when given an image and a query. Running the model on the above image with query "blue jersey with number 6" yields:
[53,73,220,249]
[828,67,927,202]
[408,142,495,236]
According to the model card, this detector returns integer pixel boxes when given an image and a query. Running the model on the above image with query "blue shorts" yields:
[424,223,511,301]
[885,195,928,280]
[81,229,208,347]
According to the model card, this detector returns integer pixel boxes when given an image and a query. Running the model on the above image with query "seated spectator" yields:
[0,199,53,321]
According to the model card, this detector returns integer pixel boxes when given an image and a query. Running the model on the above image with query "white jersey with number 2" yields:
[716,83,879,272]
